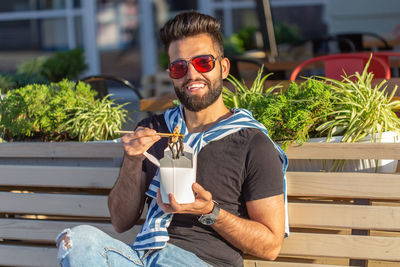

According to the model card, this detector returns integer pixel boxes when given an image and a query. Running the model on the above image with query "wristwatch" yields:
[198,201,220,225]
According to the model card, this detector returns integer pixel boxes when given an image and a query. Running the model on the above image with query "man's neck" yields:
[183,99,232,133]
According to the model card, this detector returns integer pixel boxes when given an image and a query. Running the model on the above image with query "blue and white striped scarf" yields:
[133,105,289,250]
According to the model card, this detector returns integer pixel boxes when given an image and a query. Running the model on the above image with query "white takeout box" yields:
[159,144,196,204]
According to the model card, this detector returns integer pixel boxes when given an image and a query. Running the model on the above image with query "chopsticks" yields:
[115,130,185,138]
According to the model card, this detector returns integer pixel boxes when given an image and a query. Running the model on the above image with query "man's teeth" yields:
[187,84,205,90]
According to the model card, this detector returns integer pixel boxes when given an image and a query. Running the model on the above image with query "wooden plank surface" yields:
[244,260,347,267]
[287,172,400,200]
[140,93,176,112]
[0,218,140,244]
[0,192,110,217]
[0,165,119,189]
[0,142,124,158]
[280,232,400,261]
[288,203,400,231]
[285,143,400,160]
[0,245,57,267]
[1,136,399,160]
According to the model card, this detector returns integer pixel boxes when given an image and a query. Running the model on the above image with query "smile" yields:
[186,82,206,92]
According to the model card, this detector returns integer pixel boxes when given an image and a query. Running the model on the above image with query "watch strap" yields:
[198,200,220,225]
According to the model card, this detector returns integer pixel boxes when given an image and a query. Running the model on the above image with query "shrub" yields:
[1,48,87,91]
[0,74,16,94]
[223,60,400,153]
[42,48,87,82]
[0,79,129,142]
[223,67,335,148]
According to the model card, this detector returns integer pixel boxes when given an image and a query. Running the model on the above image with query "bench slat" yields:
[288,203,400,231]
[0,244,57,267]
[244,260,347,267]
[0,142,123,158]
[0,165,119,189]
[0,218,140,244]
[286,143,400,160]
[281,232,400,261]
[0,192,109,217]
[287,172,400,199]
[2,142,400,159]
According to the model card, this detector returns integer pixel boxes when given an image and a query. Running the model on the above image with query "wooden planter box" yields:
[288,131,400,173]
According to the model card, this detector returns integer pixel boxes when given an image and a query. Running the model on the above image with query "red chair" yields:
[290,53,391,81]
[361,51,400,70]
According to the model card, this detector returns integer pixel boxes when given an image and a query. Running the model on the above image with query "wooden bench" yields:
[0,142,399,266]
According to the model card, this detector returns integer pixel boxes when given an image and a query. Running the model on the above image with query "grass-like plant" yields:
[314,58,400,171]
[61,95,129,142]
[223,66,280,115]
[315,58,400,143]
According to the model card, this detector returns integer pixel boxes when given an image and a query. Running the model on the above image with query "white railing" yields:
[0,0,99,76]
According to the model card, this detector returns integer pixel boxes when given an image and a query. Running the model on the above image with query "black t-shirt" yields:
[137,114,284,267]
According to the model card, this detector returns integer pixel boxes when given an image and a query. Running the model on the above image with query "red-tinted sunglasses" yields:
[168,54,221,79]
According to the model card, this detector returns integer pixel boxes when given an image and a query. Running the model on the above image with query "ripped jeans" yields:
[56,225,211,267]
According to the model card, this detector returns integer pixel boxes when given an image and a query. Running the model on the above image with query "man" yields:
[56,11,288,267]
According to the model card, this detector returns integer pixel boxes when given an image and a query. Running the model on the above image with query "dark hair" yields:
[159,11,224,56]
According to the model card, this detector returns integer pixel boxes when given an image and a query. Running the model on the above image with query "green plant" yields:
[0,80,94,141]
[61,95,129,141]
[274,22,302,45]
[0,74,16,94]
[269,79,335,146]
[172,99,181,107]
[42,48,87,82]
[17,56,47,77]
[1,48,87,92]
[0,79,129,142]
[223,23,302,56]
[223,67,335,148]
[223,26,260,57]
[159,51,169,70]
[234,26,260,51]
[223,66,279,109]
[310,58,400,172]
[316,59,400,142]
[12,56,49,88]
[223,35,246,57]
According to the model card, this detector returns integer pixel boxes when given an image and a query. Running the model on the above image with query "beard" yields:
[174,77,223,112]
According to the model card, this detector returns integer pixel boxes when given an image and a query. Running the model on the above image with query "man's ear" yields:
[221,57,230,79]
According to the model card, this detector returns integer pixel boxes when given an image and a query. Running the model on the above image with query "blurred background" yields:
[1,0,400,85]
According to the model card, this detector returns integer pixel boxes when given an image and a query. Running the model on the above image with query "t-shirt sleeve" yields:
[243,131,284,202]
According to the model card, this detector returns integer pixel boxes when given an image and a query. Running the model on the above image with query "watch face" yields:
[199,215,216,225]
[198,202,220,225]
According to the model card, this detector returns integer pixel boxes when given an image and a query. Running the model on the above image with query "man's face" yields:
[167,33,229,112]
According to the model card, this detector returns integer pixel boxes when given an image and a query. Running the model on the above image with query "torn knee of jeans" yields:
[56,229,73,262]
[59,233,71,249]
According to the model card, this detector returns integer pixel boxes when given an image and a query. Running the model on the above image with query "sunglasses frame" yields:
[167,54,222,79]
